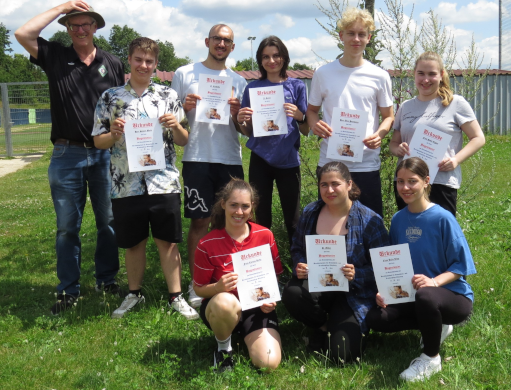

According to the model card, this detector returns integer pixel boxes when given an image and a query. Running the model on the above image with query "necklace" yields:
[227,225,249,252]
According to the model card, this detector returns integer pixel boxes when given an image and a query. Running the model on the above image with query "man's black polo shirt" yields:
[31,37,125,144]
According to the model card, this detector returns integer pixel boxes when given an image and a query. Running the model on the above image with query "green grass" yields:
[0,135,510,389]
[0,124,51,155]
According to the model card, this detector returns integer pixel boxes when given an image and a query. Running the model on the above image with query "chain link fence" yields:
[0,82,51,157]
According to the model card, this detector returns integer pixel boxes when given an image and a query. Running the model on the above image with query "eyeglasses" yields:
[209,36,234,46]
[68,22,96,32]
[262,54,281,62]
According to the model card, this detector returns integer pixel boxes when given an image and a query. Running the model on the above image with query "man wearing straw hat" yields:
[15,1,124,314]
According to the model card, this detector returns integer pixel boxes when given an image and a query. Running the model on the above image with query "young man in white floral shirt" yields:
[92,37,198,320]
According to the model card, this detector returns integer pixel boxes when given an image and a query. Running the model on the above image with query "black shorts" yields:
[111,193,182,248]
[183,162,244,219]
[199,297,279,338]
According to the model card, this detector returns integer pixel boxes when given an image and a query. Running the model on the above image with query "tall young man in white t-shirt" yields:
[172,24,247,308]
[306,7,394,217]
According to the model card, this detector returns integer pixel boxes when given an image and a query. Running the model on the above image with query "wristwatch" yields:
[297,114,306,125]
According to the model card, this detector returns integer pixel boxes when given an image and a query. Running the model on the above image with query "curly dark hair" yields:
[210,178,259,230]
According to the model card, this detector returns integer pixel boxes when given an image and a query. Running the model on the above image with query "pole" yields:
[1,84,13,157]
[247,37,256,71]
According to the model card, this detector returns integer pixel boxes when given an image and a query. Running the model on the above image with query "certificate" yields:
[326,108,368,162]
[231,244,281,311]
[305,235,349,292]
[124,118,165,172]
[249,85,287,137]
[404,126,452,183]
[196,74,233,125]
[370,244,415,304]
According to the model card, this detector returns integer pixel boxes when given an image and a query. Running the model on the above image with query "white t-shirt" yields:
[308,60,393,171]
[171,62,247,165]
[394,95,477,188]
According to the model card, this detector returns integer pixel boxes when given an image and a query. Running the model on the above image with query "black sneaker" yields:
[213,349,234,372]
[306,328,327,354]
[51,294,77,315]
[95,282,123,297]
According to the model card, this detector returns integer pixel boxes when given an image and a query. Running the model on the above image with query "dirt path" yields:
[0,154,43,178]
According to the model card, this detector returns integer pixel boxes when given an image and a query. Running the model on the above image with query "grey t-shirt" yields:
[171,62,247,165]
[394,95,476,188]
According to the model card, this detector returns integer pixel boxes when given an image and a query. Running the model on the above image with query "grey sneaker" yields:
[111,293,145,319]
[419,324,453,348]
[187,282,202,309]
[399,353,441,382]
[169,295,199,320]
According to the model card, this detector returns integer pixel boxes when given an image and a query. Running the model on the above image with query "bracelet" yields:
[296,114,306,125]
[432,278,438,287]
[237,120,246,126]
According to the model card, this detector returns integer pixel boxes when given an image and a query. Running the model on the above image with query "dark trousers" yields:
[317,167,383,217]
[394,182,457,216]
[366,287,472,356]
[249,152,301,246]
[282,278,364,362]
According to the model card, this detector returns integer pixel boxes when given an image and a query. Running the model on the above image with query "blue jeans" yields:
[48,144,119,296]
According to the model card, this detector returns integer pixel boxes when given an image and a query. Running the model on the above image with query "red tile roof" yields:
[124,68,511,82]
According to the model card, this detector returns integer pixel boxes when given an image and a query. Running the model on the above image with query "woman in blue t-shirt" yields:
[237,36,309,245]
[366,157,476,382]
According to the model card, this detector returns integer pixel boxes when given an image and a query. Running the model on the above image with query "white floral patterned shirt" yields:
[92,81,188,199]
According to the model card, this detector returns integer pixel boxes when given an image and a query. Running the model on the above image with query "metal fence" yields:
[0,82,51,157]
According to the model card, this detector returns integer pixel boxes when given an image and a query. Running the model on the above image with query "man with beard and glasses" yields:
[171,24,247,309]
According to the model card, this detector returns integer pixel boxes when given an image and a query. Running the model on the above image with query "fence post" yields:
[1,84,13,157]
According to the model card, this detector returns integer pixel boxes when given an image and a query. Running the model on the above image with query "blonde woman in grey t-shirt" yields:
[390,52,485,215]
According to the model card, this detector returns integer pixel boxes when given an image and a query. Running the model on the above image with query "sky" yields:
[0,0,500,70]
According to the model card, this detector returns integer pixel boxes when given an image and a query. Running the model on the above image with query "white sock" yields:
[421,353,441,362]
[215,335,232,352]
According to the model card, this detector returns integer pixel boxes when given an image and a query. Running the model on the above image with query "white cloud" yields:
[181,0,321,21]
[428,1,498,24]
[259,13,295,35]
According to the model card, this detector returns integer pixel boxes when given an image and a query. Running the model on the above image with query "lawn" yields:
[0,124,51,156]
[0,135,509,389]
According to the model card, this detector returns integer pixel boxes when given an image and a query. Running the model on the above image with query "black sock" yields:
[169,292,182,303]
[129,289,141,296]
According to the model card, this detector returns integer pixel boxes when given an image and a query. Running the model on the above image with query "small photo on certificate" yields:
[319,273,342,287]
[205,107,222,120]
[251,286,272,302]
[262,120,280,132]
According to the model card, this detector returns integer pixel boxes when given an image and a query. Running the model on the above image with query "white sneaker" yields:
[111,293,145,319]
[399,353,442,382]
[187,282,202,309]
[420,324,453,348]
[170,295,199,320]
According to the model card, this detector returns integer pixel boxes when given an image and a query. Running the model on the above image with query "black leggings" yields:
[282,278,364,363]
[366,287,472,356]
[249,152,301,246]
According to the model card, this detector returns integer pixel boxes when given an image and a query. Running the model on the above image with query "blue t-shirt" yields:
[390,204,476,301]
[241,78,308,168]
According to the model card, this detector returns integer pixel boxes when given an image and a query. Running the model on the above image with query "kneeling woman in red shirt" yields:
[193,178,283,372]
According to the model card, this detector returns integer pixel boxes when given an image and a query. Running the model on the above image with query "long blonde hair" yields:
[414,51,453,106]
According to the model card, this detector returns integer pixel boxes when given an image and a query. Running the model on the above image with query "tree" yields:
[0,23,12,57]
[94,35,112,52]
[156,40,191,72]
[0,23,46,82]
[109,25,141,71]
[289,63,312,70]
[49,30,72,47]
[231,58,258,71]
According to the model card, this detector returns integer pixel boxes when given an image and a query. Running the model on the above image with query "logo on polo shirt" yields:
[98,65,108,77]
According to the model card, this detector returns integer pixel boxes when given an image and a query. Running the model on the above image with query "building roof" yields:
[124,69,314,82]
[124,68,511,82]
